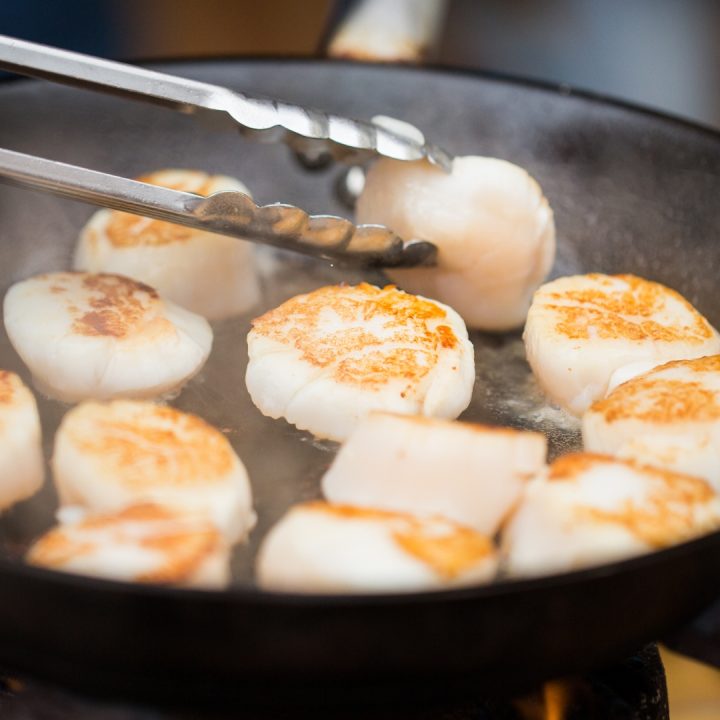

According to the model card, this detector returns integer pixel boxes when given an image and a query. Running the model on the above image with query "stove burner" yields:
[0,645,668,719]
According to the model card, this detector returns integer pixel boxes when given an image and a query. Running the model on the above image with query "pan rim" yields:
[10,519,720,607]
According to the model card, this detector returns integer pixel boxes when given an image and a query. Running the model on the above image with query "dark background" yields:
[2,0,720,128]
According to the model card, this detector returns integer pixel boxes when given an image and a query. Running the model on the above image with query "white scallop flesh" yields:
[256,502,498,594]
[583,355,720,490]
[75,169,260,320]
[503,453,720,577]
[0,371,44,509]
[322,412,546,535]
[356,156,555,331]
[27,504,231,588]
[3,272,212,402]
[52,400,255,543]
[523,273,720,416]
[246,283,475,441]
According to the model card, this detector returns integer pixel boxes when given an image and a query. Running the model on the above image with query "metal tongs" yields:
[0,35,453,268]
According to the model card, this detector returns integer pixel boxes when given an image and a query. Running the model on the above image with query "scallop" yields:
[27,504,230,588]
[523,273,720,416]
[322,412,546,534]
[246,283,475,441]
[75,169,260,320]
[356,156,555,331]
[256,501,498,593]
[583,355,720,489]
[3,272,212,402]
[52,400,255,543]
[0,371,43,509]
[503,453,720,577]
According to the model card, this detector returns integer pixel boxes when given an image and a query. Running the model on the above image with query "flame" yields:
[514,680,573,720]
[543,681,572,720]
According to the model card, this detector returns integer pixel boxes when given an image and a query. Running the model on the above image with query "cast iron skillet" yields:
[0,58,719,705]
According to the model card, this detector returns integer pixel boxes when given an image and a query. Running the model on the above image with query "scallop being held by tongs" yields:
[0,34,444,270]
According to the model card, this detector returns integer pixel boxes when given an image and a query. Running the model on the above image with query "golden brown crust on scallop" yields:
[576,474,717,548]
[107,213,196,248]
[27,503,221,584]
[548,451,711,487]
[590,355,720,423]
[0,371,16,405]
[547,452,717,547]
[251,284,461,389]
[303,501,493,579]
[106,171,217,248]
[37,272,166,340]
[68,274,160,338]
[63,402,235,489]
[393,525,494,579]
[542,274,714,343]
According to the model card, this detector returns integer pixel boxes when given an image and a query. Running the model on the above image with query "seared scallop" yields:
[75,169,260,320]
[0,371,43,509]
[52,400,254,543]
[356,156,555,331]
[503,453,720,577]
[523,274,720,416]
[322,412,546,534]
[3,272,212,402]
[27,504,230,588]
[583,355,720,489]
[246,283,475,441]
[256,501,498,593]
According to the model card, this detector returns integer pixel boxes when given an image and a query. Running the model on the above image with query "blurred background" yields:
[3,1,720,717]
[2,0,720,128]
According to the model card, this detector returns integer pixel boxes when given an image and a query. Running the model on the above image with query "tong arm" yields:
[0,35,452,170]
[0,147,436,268]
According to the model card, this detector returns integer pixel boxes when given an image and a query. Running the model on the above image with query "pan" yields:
[0,57,719,705]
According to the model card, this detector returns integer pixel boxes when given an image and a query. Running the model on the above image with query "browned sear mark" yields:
[548,274,713,343]
[306,502,493,579]
[106,171,216,248]
[335,347,435,385]
[71,274,157,338]
[548,452,613,481]
[548,453,717,547]
[70,404,234,489]
[576,468,716,548]
[252,283,460,388]
[393,525,493,579]
[596,379,720,423]
[592,356,720,423]
[28,504,221,584]
[0,371,15,405]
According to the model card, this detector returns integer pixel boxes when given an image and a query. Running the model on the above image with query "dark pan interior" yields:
[0,59,719,704]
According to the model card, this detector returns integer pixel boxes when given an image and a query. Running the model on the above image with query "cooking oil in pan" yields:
[0,249,580,586]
